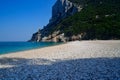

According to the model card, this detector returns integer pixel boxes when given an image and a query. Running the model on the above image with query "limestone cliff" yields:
[49,0,82,24]
[29,0,120,42]
[29,0,82,42]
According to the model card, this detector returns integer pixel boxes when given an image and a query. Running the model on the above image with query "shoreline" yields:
[0,40,120,58]
[0,41,64,56]
[0,40,120,79]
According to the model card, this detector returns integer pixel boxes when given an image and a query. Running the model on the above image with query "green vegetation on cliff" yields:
[54,0,120,39]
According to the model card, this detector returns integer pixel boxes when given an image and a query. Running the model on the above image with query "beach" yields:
[0,40,120,79]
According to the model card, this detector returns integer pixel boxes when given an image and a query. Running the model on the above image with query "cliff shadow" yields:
[0,57,120,80]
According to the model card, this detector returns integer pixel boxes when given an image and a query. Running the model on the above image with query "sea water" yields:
[0,42,61,55]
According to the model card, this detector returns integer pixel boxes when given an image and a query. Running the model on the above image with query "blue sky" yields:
[0,0,56,41]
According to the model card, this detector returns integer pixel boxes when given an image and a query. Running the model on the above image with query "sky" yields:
[0,0,56,41]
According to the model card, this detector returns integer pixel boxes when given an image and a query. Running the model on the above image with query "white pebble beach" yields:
[0,40,120,80]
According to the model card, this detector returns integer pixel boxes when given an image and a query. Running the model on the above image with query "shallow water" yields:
[0,42,61,55]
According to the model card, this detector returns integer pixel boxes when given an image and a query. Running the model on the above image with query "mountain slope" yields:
[29,0,120,42]
[54,0,120,40]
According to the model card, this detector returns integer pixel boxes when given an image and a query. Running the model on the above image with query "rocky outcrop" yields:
[41,31,65,42]
[29,29,42,42]
[40,31,86,42]
[29,0,83,42]
[49,0,82,23]
[29,0,120,42]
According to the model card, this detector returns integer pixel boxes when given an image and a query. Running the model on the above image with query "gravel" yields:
[0,40,120,80]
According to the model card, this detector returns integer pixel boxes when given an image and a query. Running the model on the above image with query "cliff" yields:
[29,0,120,42]
[50,0,82,23]
[29,0,81,42]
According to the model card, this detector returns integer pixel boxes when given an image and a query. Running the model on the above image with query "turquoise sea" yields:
[0,42,61,55]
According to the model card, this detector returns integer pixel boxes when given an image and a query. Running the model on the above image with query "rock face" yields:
[29,0,82,42]
[29,29,42,42]
[29,0,120,42]
[50,0,82,23]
